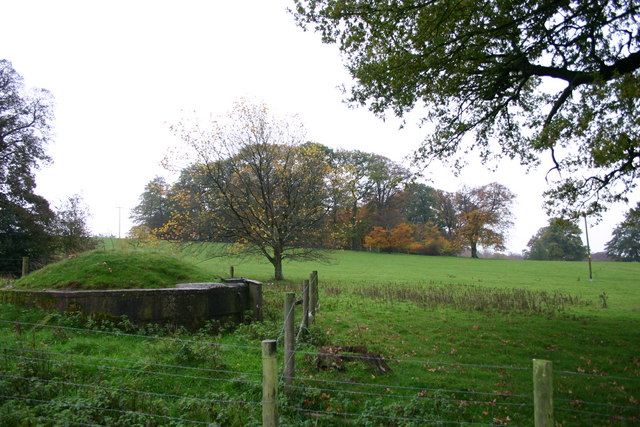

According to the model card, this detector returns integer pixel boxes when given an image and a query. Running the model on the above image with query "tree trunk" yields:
[350,202,359,250]
[471,243,479,258]
[272,252,284,281]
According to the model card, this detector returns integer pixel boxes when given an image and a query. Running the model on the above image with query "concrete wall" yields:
[0,281,262,330]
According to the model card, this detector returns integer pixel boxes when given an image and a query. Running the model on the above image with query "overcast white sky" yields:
[2,0,636,254]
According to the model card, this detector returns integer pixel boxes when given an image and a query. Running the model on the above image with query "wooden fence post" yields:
[301,280,309,330]
[311,271,318,311]
[533,359,553,427]
[308,273,317,323]
[262,339,278,427]
[21,257,29,277]
[284,292,295,393]
[229,266,234,278]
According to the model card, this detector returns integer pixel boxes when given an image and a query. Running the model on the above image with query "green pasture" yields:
[2,242,639,425]
[184,245,640,317]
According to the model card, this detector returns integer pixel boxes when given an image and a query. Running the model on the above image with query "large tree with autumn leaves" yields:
[167,101,331,280]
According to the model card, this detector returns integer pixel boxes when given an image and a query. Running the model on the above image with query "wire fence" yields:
[0,257,50,278]
[0,317,638,426]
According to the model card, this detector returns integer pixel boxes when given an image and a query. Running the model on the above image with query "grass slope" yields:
[12,249,212,290]
[1,243,638,425]
[190,246,640,316]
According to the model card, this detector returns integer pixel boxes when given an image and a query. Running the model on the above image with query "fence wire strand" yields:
[0,395,217,425]
[0,319,260,351]
[293,347,530,372]
[0,373,261,406]
[282,405,528,426]
[284,383,533,408]
[1,346,262,377]
[556,369,640,383]
[284,375,532,399]
[555,406,638,421]
[3,353,262,386]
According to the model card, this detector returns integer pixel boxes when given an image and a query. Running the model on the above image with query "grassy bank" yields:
[1,243,638,425]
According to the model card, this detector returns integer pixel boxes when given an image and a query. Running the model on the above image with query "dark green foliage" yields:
[292,1,640,218]
[401,183,439,225]
[606,202,640,261]
[525,218,587,261]
[0,59,56,275]
[52,194,96,256]
[129,176,172,234]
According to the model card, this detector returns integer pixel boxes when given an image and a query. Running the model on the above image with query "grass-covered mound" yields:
[12,250,212,290]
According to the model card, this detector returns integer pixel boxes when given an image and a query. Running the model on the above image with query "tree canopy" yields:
[606,202,640,261]
[292,0,640,217]
[524,218,587,261]
[167,101,331,280]
[0,59,56,274]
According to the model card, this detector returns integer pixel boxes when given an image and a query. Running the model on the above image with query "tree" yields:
[401,183,439,225]
[367,154,410,226]
[525,218,587,261]
[130,176,172,232]
[53,194,96,255]
[454,183,516,258]
[606,202,640,261]
[293,1,640,218]
[388,222,415,253]
[0,59,56,274]
[363,225,392,251]
[433,190,459,241]
[169,100,331,280]
[330,149,377,249]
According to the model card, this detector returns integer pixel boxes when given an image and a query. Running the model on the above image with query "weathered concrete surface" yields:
[1,280,262,329]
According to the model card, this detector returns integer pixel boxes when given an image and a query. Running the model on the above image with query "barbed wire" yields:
[284,383,533,408]
[276,296,296,345]
[556,369,640,383]
[1,346,262,377]
[282,405,527,426]
[555,396,640,411]
[555,406,638,421]
[0,395,216,425]
[3,353,261,386]
[293,347,531,372]
[0,319,261,351]
[0,373,261,406]
[285,375,532,399]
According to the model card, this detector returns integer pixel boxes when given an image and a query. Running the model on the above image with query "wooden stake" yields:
[283,292,295,392]
[261,340,278,427]
[533,359,553,427]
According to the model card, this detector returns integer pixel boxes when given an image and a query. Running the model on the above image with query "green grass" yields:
[1,242,639,425]
[11,249,212,290]
[191,247,640,317]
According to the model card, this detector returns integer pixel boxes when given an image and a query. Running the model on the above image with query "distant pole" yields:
[583,215,593,282]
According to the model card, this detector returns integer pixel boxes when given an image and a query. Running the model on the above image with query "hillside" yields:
[10,250,212,290]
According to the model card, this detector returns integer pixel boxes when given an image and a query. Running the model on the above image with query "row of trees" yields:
[130,102,520,279]
[131,101,640,279]
[0,59,94,275]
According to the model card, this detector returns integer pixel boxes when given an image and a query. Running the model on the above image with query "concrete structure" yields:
[1,279,262,330]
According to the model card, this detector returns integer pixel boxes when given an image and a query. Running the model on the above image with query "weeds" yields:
[329,282,593,315]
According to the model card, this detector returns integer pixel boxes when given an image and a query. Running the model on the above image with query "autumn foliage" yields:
[131,101,517,271]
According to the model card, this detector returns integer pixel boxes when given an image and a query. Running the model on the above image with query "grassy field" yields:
[192,246,640,316]
[1,242,639,425]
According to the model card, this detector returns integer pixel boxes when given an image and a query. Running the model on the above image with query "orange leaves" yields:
[364,223,415,252]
